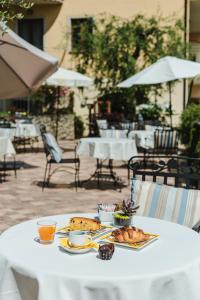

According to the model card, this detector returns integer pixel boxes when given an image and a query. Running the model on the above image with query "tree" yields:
[72,14,188,117]
[0,0,32,24]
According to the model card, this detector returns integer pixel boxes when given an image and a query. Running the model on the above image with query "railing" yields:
[32,0,63,4]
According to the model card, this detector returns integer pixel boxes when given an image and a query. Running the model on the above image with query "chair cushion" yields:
[44,133,62,163]
[131,179,200,228]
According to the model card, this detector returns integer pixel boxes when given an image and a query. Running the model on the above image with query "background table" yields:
[76,138,138,160]
[128,130,154,149]
[0,137,16,157]
[0,124,40,140]
[0,214,200,300]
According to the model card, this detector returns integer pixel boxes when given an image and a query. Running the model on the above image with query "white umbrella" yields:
[46,68,93,87]
[117,56,200,125]
[45,68,93,139]
[0,23,58,99]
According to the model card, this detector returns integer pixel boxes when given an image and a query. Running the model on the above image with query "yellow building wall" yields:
[20,0,186,126]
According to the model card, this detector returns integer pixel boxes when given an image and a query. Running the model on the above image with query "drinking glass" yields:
[37,220,57,244]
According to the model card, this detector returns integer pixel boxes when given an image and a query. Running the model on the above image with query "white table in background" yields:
[15,124,40,138]
[77,137,138,161]
[77,137,138,187]
[0,214,200,300]
[99,129,128,139]
[128,130,154,149]
[0,124,40,140]
[0,137,16,157]
[0,128,15,140]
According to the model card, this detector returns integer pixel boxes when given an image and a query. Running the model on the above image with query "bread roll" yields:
[69,217,101,231]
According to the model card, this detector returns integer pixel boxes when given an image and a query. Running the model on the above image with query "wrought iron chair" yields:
[41,129,80,191]
[128,155,200,231]
[150,129,179,154]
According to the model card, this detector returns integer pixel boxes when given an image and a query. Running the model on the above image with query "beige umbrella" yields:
[0,23,58,99]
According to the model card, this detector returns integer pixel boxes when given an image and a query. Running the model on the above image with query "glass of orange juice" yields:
[37,220,57,244]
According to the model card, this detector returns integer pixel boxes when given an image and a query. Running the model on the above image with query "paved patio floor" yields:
[0,140,131,232]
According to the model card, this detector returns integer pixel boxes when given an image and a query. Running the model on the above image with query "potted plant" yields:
[113,199,139,227]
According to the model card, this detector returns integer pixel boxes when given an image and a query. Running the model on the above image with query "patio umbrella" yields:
[117,56,200,125]
[45,67,93,87]
[45,67,93,138]
[0,23,58,99]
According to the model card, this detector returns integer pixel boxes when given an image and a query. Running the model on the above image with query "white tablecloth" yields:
[76,138,138,160]
[0,124,39,140]
[0,128,15,140]
[0,137,16,157]
[0,214,200,300]
[128,130,154,149]
[15,124,39,138]
[99,129,128,139]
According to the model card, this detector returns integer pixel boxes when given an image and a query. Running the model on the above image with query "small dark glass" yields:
[98,243,115,260]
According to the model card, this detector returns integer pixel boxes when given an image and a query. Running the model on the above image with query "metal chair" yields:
[151,129,179,154]
[128,155,200,189]
[128,155,200,231]
[41,131,80,191]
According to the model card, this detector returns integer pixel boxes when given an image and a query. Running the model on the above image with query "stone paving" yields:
[0,140,130,232]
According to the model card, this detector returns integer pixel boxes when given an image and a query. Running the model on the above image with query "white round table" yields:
[0,214,200,300]
[0,137,16,157]
[128,130,154,149]
[76,138,138,160]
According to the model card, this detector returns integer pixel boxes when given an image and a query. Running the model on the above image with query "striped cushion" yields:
[131,179,200,228]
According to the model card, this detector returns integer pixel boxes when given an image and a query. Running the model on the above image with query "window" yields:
[71,17,93,52]
[18,19,44,50]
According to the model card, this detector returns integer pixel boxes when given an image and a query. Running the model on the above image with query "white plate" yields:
[60,245,92,254]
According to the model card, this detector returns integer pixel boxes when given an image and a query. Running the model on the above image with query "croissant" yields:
[111,226,150,243]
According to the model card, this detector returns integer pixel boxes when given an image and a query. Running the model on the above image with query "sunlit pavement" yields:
[0,140,130,232]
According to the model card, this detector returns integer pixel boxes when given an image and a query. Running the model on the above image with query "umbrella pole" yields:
[168,82,172,127]
[55,86,60,140]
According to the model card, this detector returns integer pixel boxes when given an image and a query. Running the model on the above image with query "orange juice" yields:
[37,220,57,244]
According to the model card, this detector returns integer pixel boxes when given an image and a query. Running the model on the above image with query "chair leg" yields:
[75,160,80,191]
[13,156,17,178]
[127,167,130,185]
[47,162,51,185]
[3,156,6,182]
[42,161,48,191]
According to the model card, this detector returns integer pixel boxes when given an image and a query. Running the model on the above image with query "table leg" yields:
[81,159,122,191]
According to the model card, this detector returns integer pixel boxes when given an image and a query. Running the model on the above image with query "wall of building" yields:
[14,0,186,128]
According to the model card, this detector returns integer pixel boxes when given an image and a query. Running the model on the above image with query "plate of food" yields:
[59,237,99,254]
[57,217,113,240]
[99,226,159,250]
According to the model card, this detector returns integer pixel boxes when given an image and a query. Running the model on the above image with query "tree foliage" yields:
[0,0,32,24]
[72,14,188,116]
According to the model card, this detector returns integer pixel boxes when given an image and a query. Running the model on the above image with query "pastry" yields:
[111,226,150,243]
[69,217,101,231]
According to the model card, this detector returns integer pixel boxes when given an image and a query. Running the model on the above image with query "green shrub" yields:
[74,115,85,138]
[180,104,200,156]
[137,103,163,121]
[180,104,200,144]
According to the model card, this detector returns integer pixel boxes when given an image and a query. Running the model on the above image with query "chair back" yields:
[131,178,200,229]
[154,129,179,154]
[42,133,62,163]
[128,155,200,189]
[128,155,200,229]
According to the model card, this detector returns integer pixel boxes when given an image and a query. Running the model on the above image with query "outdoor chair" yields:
[128,155,200,231]
[146,128,179,155]
[41,132,80,191]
